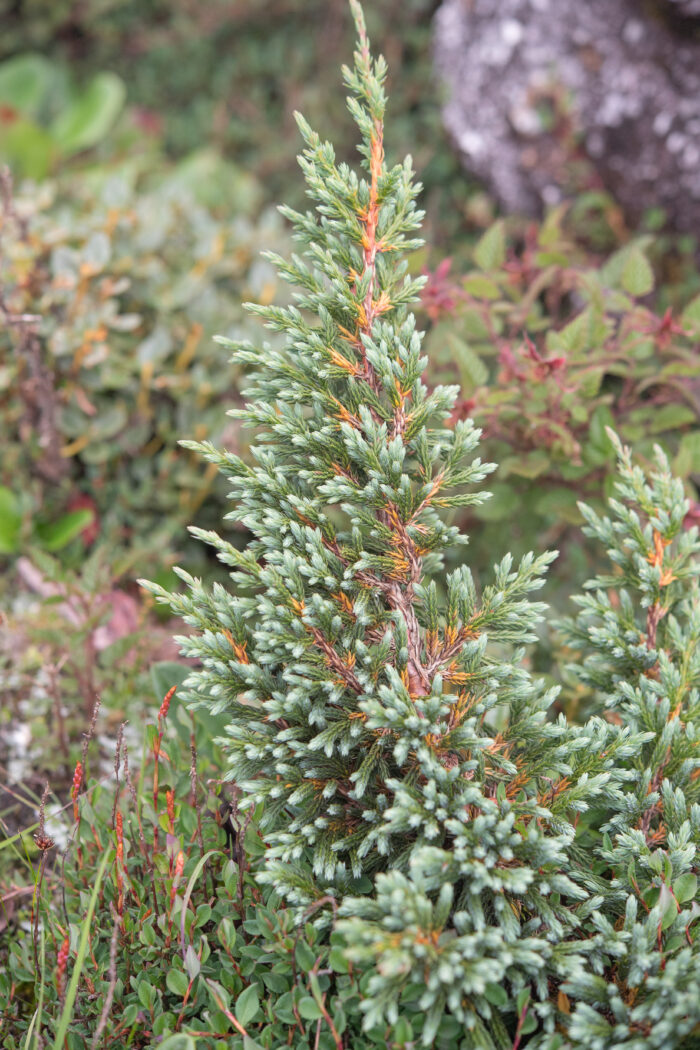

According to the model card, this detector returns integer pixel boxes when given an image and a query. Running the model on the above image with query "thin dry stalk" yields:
[32,783,54,971]
[189,737,209,896]
[46,660,70,762]
[152,687,175,852]
[62,699,101,922]
[111,723,126,829]
[80,695,102,777]
[290,895,339,990]
[123,739,158,918]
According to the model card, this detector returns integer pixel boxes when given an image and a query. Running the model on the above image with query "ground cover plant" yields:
[1,689,371,1050]
[0,0,461,240]
[0,151,287,804]
[421,213,700,580]
[1,2,700,1048]
[0,156,284,580]
[0,51,127,180]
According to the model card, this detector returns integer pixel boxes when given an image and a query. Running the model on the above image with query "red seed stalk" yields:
[115,811,124,916]
[56,935,70,998]
[71,760,83,822]
[153,686,175,851]
[159,685,176,723]
[166,788,175,835]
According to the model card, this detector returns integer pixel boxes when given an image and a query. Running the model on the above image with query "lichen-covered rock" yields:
[434,0,700,233]
[666,0,700,18]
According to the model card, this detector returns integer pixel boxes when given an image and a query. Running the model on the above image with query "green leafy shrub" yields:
[0,544,183,792]
[0,693,369,1049]
[421,214,700,580]
[0,1,467,240]
[0,158,284,577]
[0,52,126,178]
[146,6,700,1047]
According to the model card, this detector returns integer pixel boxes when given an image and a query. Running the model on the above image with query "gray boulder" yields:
[666,1,700,17]
[434,0,700,233]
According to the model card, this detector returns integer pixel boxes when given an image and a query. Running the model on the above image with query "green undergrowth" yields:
[0,691,376,1050]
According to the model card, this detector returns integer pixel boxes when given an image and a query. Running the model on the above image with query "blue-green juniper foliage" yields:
[146,4,700,1046]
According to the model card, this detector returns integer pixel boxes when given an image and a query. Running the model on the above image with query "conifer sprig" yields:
[145,1,624,907]
[562,432,700,847]
[144,7,700,1047]
[148,4,553,901]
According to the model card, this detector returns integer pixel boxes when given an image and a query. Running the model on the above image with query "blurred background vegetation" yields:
[1,0,699,925]
[0,0,476,800]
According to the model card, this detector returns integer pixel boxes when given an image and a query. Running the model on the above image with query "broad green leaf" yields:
[262,971,290,993]
[137,980,156,1009]
[205,979,231,1012]
[273,991,297,1026]
[92,401,128,439]
[156,1037,197,1050]
[501,451,550,479]
[588,405,616,455]
[538,202,568,246]
[184,944,200,981]
[681,293,700,333]
[329,946,349,973]
[52,72,126,155]
[392,1017,414,1044]
[218,917,236,951]
[297,995,323,1021]
[473,221,505,271]
[628,337,655,361]
[235,984,261,1027]
[621,248,654,297]
[461,307,492,340]
[0,486,21,554]
[473,483,518,522]
[534,249,570,267]
[449,335,488,390]
[516,989,530,1014]
[645,404,696,434]
[535,489,582,524]
[661,893,679,930]
[484,981,508,1007]
[295,940,316,971]
[35,509,93,551]
[166,967,190,998]
[578,368,605,399]
[0,53,52,115]
[121,1003,139,1028]
[674,432,700,478]
[0,118,54,179]
[150,661,190,703]
[137,326,173,366]
[601,235,654,288]
[673,873,698,904]
[463,274,501,299]
[555,308,592,354]
[243,821,266,856]
[521,1013,538,1035]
